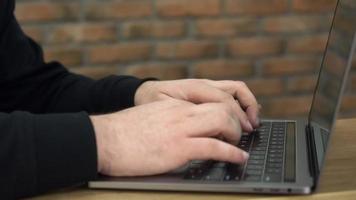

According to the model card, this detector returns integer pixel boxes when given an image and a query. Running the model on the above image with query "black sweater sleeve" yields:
[0,112,98,199]
[0,0,152,198]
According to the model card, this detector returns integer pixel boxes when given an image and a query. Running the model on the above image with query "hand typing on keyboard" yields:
[135,79,261,131]
[90,79,260,177]
[185,122,295,183]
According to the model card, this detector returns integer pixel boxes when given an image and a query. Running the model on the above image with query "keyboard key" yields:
[224,164,244,181]
[250,150,266,155]
[248,160,264,165]
[246,165,264,170]
[224,174,241,181]
[266,168,282,174]
[271,141,284,145]
[244,175,262,182]
[254,142,268,147]
[250,155,265,160]
[204,167,225,181]
[268,154,283,158]
[269,145,284,150]
[266,163,283,168]
[269,149,283,154]
[264,174,282,182]
[213,162,227,168]
[191,160,205,164]
[184,168,205,180]
[254,147,267,151]
[245,169,263,176]
[267,158,283,163]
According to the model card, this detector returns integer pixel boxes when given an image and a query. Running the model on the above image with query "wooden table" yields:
[28,119,356,200]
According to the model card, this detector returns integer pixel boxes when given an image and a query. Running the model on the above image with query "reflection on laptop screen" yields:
[309,0,356,132]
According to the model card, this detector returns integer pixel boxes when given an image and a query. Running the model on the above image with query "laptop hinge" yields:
[305,124,319,189]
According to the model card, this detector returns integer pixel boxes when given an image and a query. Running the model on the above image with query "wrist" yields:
[89,115,107,174]
[134,80,157,106]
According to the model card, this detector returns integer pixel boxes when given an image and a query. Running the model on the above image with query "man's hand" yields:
[90,99,249,177]
[135,79,261,132]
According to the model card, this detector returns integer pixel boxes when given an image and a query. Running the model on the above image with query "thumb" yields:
[186,138,249,164]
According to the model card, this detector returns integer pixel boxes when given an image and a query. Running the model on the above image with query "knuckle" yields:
[219,106,231,120]
[236,81,248,89]
[190,78,207,84]
[220,102,233,113]
[222,93,235,102]
[172,98,193,106]
[166,99,184,107]
[214,111,231,129]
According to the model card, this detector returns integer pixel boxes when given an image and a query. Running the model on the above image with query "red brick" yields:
[71,66,118,79]
[287,75,318,93]
[261,96,313,117]
[341,95,356,112]
[226,0,288,16]
[16,2,80,23]
[262,57,320,76]
[335,14,356,36]
[195,18,258,37]
[44,47,83,67]
[287,34,328,54]
[88,43,151,64]
[263,16,331,33]
[122,21,185,39]
[246,79,284,97]
[346,72,356,92]
[22,26,45,43]
[193,60,254,79]
[85,0,152,20]
[157,0,221,17]
[343,0,356,8]
[228,37,283,57]
[324,51,348,78]
[292,0,337,12]
[156,41,219,59]
[48,23,117,44]
[124,63,187,80]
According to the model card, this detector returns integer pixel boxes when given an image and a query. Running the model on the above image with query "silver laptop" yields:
[89,0,356,194]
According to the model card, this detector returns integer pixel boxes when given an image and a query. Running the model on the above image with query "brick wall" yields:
[15,0,356,119]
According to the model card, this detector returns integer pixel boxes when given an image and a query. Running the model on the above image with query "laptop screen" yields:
[308,0,356,133]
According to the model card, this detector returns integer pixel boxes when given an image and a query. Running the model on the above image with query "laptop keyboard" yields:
[184,121,296,183]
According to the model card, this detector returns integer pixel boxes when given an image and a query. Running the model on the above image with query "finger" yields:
[180,81,253,131]
[182,103,242,144]
[186,138,249,164]
[202,80,260,128]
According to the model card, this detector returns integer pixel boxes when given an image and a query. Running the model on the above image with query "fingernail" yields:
[243,151,249,161]
[255,117,260,127]
[247,121,253,131]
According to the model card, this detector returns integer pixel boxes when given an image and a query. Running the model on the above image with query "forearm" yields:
[0,111,98,199]
[40,70,151,114]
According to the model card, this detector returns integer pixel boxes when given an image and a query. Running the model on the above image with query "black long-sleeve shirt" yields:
[1,0,150,198]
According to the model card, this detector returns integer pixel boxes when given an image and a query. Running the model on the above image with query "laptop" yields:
[89,0,356,194]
